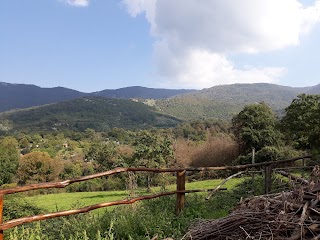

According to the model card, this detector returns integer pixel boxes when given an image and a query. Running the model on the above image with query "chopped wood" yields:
[275,170,309,185]
[184,166,320,240]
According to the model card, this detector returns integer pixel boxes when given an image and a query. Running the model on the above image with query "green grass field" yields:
[25,178,246,212]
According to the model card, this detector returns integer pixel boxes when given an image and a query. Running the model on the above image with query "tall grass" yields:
[6,191,241,240]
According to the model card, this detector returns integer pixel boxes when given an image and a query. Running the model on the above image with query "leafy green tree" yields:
[132,131,174,191]
[107,127,134,143]
[60,159,83,180]
[17,152,62,184]
[0,137,19,185]
[232,102,281,154]
[281,94,320,149]
[85,141,118,171]
[132,131,173,168]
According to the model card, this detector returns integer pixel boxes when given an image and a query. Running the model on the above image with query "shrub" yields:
[17,152,63,185]
[174,137,239,168]
[190,137,239,167]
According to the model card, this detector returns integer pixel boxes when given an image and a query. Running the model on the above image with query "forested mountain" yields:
[0,82,86,112]
[93,86,196,99]
[0,82,195,112]
[0,97,181,132]
[154,83,311,121]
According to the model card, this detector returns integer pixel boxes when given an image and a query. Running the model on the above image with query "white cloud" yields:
[155,43,286,88]
[65,0,89,7]
[122,0,320,89]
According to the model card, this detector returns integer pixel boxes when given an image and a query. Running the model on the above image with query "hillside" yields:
[155,83,307,121]
[0,82,86,112]
[94,86,196,99]
[307,83,320,94]
[0,97,181,132]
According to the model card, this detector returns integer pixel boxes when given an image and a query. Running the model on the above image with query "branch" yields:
[206,171,247,200]
[275,170,309,185]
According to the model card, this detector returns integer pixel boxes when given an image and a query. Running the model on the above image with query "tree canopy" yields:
[281,94,320,150]
[0,137,19,185]
[232,102,281,154]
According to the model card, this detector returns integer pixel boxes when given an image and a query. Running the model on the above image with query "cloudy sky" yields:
[1,0,320,92]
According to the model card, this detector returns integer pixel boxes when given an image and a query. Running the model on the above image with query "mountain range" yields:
[0,82,195,112]
[0,81,319,132]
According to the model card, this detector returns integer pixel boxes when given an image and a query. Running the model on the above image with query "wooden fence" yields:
[0,155,312,240]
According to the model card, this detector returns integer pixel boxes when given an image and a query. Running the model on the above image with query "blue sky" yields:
[1,0,320,92]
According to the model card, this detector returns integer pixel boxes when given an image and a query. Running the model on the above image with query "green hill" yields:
[0,97,181,132]
[155,83,305,121]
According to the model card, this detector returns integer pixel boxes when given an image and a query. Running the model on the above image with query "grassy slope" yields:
[25,178,246,212]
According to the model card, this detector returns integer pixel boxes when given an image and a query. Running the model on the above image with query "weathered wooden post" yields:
[251,148,255,194]
[302,158,306,178]
[252,147,255,164]
[264,165,272,194]
[0,194,4,240]
[176,170,186,214]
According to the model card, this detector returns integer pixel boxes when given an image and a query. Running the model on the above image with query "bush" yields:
[190,137,239,167]
[235,146,306,165]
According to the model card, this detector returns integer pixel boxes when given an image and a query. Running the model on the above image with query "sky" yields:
[1,0,320,93]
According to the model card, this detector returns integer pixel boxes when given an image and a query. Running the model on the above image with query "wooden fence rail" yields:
[0,155,312,240]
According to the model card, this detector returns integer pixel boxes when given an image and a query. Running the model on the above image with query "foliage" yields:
[0,137,19,185]
[17,152,63,184]
[173,119,229,141]
[107,128,135,144]
[85,141,118,171]
[7,191,241,240]
[281,94,320,149]
[231,102,282,154]
[132,131,174,168]
[3,195,42,222]
[235,146,304,165]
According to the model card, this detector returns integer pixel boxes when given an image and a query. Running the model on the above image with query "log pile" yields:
[183,167,320,240]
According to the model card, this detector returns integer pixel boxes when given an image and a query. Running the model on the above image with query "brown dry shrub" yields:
[174,137,239,168]
[191,137,239,167]
[174,139,200,167]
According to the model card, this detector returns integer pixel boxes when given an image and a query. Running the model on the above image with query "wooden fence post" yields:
[176,170,186,214]
[265,165,272,194]
[251,148,255,194]
[0,194,4,240]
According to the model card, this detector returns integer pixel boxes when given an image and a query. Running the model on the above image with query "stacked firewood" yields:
[183,167,320,240]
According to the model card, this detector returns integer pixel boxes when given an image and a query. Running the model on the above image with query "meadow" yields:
[25,178,247,212]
